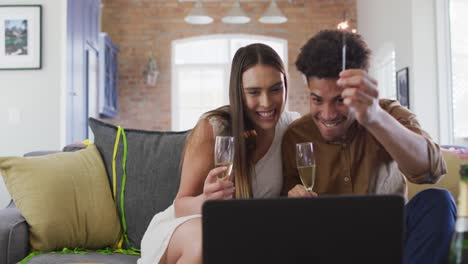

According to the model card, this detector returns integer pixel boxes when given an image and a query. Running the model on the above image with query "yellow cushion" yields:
[407,149,465,202]
[0,144,121,251]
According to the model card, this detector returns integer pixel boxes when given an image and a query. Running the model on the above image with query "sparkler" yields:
[337,12,349,72]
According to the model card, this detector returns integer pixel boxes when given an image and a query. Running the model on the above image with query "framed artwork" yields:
[0,5,42,70]
[396,67,409,108]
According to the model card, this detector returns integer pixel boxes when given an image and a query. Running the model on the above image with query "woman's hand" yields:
[202,166,235,201]
[287,184,318,198]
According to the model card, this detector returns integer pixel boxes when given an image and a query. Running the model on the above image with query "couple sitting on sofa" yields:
[138,30,457,264]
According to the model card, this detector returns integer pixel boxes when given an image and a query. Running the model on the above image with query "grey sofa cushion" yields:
[89,117,190,249]
[26,252,139,264]
[0,207,29,264]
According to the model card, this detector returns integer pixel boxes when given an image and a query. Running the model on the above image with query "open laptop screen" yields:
[202,195,404,264]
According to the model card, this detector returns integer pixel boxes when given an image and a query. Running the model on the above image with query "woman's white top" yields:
[138,111,300,264]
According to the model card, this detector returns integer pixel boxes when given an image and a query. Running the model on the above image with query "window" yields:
[172,35,287,131]
[450,0,468,138]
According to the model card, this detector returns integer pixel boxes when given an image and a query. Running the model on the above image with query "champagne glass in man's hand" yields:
[296,142,316,192]
[214,136,234,180]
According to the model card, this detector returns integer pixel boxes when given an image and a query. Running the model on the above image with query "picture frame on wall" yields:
[396,67,409,109]
[0,5,42,70]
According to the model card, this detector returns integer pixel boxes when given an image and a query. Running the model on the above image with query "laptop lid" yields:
[202,195,404,264]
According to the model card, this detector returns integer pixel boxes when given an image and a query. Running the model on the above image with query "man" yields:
[282,30,456,264]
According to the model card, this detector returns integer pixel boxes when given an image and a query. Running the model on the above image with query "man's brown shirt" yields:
[281,99,447,199]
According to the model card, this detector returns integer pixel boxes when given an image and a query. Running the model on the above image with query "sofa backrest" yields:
[407,149,468,203]
[23,151,60,157]
[89,118,190,249]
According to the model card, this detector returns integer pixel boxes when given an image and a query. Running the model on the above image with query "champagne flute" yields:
[214,136,234,180]
[296,142,316,192]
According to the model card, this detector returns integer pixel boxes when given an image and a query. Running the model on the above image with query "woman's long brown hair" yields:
[229,43,288,199]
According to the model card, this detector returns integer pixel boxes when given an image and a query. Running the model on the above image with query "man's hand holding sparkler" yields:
[336,68,432,180]
[337,69,383,127]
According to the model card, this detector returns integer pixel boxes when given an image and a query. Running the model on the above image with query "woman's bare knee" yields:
[164,218,202,264]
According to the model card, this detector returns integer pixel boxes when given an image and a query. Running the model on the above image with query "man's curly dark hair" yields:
[296,29,371,79]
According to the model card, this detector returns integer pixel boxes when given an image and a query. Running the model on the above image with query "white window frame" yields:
[435,0,454,145]
[174,63,230,131]
[171,34,288,131]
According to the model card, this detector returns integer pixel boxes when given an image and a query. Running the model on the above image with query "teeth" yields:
[322,121,340,127]
[258,110,275,117]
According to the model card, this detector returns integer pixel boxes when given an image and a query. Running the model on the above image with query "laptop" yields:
[202,195,404,264]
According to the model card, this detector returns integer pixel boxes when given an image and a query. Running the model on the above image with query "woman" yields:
[138,43,300,264]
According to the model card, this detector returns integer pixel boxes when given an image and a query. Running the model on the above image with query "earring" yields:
[242,130,257,139]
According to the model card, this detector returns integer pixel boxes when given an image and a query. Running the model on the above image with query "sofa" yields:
[0,117,466,264]
[0,118,190,264]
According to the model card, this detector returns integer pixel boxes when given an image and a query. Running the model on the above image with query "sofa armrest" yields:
[0,207,29,264]
[6,200,14,208]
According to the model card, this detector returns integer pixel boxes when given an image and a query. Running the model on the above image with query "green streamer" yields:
[119,128,141,254]
[120,128,128,244]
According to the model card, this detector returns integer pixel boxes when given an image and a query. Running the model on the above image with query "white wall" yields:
[410,0,439,142]
[357,0,440,142]
[0,0,67,208]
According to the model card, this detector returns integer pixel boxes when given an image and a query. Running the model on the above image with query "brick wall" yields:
[101,0,356,130]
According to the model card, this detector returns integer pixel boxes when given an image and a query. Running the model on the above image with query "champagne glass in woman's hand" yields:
[214,136,234,180]
[296,142,316,192]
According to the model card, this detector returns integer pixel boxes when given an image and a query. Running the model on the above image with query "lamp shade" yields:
[222,0,250,24]
[259,0,287,24]
[184,1,213,25]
